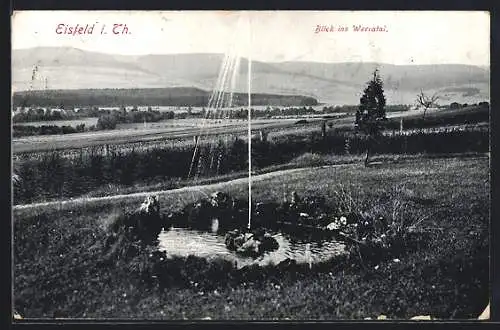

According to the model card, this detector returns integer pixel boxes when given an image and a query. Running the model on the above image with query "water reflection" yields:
[158,227,346,269]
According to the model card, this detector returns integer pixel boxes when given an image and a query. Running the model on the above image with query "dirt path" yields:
[13,163,360,211]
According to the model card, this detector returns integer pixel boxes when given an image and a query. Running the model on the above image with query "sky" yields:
[12,11,490,66]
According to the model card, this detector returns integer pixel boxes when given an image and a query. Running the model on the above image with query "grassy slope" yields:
[12,152,483,207]
[13,155,490,319]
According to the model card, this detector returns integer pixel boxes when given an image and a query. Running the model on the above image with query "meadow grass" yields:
[13,121,488,205]
[13,154,489,319]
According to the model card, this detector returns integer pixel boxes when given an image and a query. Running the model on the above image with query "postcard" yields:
[11,10,490,320]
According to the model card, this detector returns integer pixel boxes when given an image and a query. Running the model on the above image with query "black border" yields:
[492,5,499,326]
[5,0,12,330]
[6,0,496,11]
[6,1,499,329]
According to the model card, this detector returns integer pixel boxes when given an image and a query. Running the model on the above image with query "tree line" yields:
[13,124,87,138]
[12,88,318,108]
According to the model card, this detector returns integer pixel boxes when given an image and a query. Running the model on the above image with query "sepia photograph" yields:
[11,10,490,320]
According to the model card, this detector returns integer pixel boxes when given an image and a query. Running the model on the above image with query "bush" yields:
[329,185,435,265]
[61,126,77,134]
[97,114,118,130]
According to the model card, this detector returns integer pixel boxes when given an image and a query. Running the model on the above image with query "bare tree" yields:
[416,90,439,120]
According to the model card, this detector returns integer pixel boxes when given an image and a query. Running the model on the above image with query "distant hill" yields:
[12,47,490,105]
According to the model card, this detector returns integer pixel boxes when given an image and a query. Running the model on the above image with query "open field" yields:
[12,104,488,154]
[13,154,489,319]
[12,118,325,154]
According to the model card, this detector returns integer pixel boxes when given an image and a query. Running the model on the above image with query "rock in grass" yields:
[108,195,163,244]
[210,191,231,208]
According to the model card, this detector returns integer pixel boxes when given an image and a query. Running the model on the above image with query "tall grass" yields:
[13,128,489,204]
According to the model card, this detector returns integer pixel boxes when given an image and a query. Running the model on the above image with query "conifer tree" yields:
[355,69,387,166]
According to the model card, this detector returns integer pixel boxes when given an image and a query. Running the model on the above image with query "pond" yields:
[158,227,347,269]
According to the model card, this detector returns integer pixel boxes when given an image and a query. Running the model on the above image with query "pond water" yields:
[158,227,346,269]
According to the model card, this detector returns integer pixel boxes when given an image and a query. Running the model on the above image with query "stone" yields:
[224,229,279,257]
[210,191,231,208]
